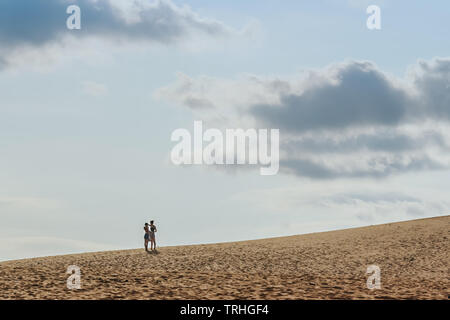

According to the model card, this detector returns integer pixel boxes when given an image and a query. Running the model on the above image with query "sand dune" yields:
[0,216,448,299]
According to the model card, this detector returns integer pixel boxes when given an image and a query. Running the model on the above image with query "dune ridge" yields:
[0,216,448,299]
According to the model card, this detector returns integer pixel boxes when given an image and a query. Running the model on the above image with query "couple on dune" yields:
[144,220,157,252]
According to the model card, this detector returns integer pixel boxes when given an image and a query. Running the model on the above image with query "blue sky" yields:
[0,0,449,261]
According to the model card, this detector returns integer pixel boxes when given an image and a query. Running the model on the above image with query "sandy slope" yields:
[0,216,448,300]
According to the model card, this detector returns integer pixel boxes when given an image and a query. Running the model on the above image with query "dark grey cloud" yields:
[0,0,66,48]
[282,130,447,154]
[0,0,230,68]
[251,62,414,132]
[159,58,450,179]
[268,59,450,178]
[183,97,215,110]
[251,59,450,133]
[414,58,450,121]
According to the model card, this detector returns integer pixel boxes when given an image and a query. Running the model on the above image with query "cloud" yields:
[82,80,108,96]
[413,58,450,121]
[229,183,449,227]
[252,62,414,132]
[317,191,448,222]
[281,130,447,153]
[280,155,444,179]
[158,58,450,179]
[0,0,233,69]
[251,60,450,131]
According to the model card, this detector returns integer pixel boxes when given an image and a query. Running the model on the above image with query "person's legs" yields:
[150,235,156,250]
[145,233,150,252]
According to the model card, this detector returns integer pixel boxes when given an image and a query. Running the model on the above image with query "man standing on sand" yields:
[149,220,157,252]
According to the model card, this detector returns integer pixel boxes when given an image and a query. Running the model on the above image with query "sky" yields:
[0,0,449,261]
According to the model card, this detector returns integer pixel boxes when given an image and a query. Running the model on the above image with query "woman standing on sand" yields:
[144,223,150,252]
[149,220,157,251]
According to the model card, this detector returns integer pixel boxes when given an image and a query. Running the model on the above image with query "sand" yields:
[0,216,448,300]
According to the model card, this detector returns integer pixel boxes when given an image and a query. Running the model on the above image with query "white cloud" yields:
[82,81,108,96]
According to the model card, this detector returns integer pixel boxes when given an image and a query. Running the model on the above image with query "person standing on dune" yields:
[149,220,157,252]
[144,223,150,252]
